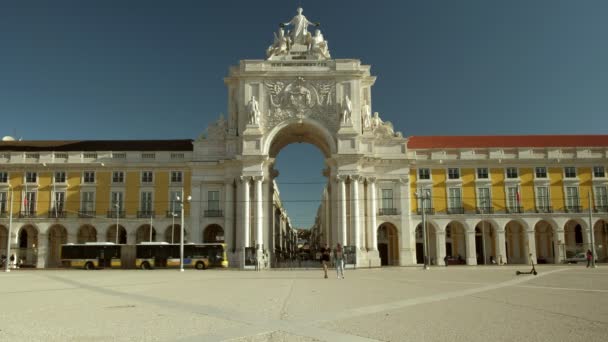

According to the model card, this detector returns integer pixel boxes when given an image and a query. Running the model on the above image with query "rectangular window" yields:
[506,186,519,210]
[53,191,65,213]
[208,191,220,211]
[25,171,37,183]
[536,186,550,211]
[141,171,153,183]
[506,168,518,179]
[169,190,181,214]
[477,187,491,209]
[140,191,153,212]
[0,192,7,213]
[448,188,462,209]
[54,171,66,183]
[593,166,606,178]
[565,186,579,210]
[535,167,547,178]
[418,188,432,210]
[448,168,460,180]
[418,168,430,180]
[381,189,393,209]
[81,191,95,212]
[171,171,183,183]
[83,171,95,183]
[23,191,36,214]
[595,186,608,209]
[477,168,489,179]
[112,171,124,184]
[0,172,7,183]
[564,167,577,178]
[111,191,124,212]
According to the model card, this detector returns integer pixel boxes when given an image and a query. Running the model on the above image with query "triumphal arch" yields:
[192,8,411,268]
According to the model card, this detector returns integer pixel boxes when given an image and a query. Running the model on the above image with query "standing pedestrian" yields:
[586,249,593,268]
[334,243,344,279]
[320,244,331,278]
[443,255,448,267]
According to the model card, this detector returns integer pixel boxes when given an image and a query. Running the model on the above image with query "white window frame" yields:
[25,171,38,184]
[112,171,125,184]
[534,167,547,179]
[594,185,608,208]
[505,167,518,179]
[535,186,550,211]
[564,167,577,179]
[447,187,462,210]
[565,186,580,210]
[54,171,67,184]
[447,168,460,180]
[0,171,8,183]
[140,191,154,212]
[169,190,181,214]
[207,190,220,211]
[23,190,37,214]
[418,168,431,180]
[110,191,125,212]
[170,171,183,184]
[417,187,433,211]
[593,166,606,179]
[381,189,394,209]
[83,171,96,184]
[476,168,489,180]
[0,191,7,214]
[506,186,519,211]
[477,187,491,209]
[141,171,154,184]
[81,191,96,212]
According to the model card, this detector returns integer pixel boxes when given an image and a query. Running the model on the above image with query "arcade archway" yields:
[377,223,398,266]
[77,225,97,243]
[136,224,156,243]
[47,225,67,267]
[106,225,127,244]
[203,224,225,243]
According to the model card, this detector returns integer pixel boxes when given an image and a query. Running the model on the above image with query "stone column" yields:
[127,231,137,245]
[526,230,537,264]
[67,232,77,244]
[338,176,347,246]
[36,233,48,269]
[97,230,105,243]
[436,230,446,266]
[240,176,251,248]
[254,176,264,251]
[465,230,477,265]
[351,175,361,249]
[369,177,377,251]
[496,229,507,265]
[224,180,234,249]
[554,229,565,264]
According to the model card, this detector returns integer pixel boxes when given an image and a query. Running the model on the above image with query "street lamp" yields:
[176,191,191,272]
[114,201,120,244]
[4,188,14,272]
[481,199,487,265]
[171,212,177,244]
[588,191,597,268]
[415,191,430,270]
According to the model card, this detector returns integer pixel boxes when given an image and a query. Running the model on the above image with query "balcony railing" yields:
[48,210,67,218]
[447,207,465,215]
[137,210,155,218]
[19,211,37,218]
[107,210,126,218]
[166,210,181,218]
[378,208,398,216]
[476,206,494,214]
[416,208,435,215]
[566,205,583,213]
[506,206,523,214]
[535,206,553,213]
[594,205,608,213]
[78,210,96,218]
[204,210,223,217]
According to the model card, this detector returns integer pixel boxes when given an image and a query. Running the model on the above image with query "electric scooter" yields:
[516,253,538,276]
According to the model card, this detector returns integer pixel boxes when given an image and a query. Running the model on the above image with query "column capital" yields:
[350,174,361,182]
[366,176,377,184]
[336,175,347,182]
[240,176,252,183]
[398,176,409,185]
[252,175,264,182]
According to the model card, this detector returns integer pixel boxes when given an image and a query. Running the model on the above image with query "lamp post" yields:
[171,212,177,244]
[176,190,191,272]
[416,191,430,270]
[481,199,487,265]
[114,201,120,244]
[4,188,14,272]
[588,191,597,268]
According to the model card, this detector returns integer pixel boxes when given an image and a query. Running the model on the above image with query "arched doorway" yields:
[594,220,608,262]
[534,220,555,263]
[475,221,497,265]
[165,225,181,243]
[0,225,7,256]
[377,223,398,266]
[106,225,127,244]
[203,224,225,243]
[77,225,97,243]
[505,220,527,264]
[17,225,38,266]
[564,220,586,260]
[136,224,156,243]
[47,225,67,267]
[445,222,466,264]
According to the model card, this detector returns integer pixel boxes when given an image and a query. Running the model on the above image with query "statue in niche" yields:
[247,96,261,125]
[281,7,320,45]
[309,29,330,59]
[341,95,352,125]
[371,111,382,129]
[266,27,291,58]
[361,99,371,129]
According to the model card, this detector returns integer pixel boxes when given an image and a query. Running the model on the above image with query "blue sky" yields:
[1,1,607,227]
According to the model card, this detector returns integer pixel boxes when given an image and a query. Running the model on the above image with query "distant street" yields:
[1,266,607,341]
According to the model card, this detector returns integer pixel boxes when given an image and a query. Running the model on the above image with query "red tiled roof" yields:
[407,135,608,149]
[0,140,193,152]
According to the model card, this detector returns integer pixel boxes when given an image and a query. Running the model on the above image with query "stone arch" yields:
[534,220,555,264]
[594,219,608,262]
[47,225,68,267]
[444,221,467,264]
[77,225,97,243]
[106,225,127,244]
[136,224,156,244]
[0,225,7,256]
[203,224,225,243]
[505,220,527,264]
[17,224,38,266]
[377,222,399,266]
[264,118,337,158]
[564,219,586,259]
[165,224,181,243]
[474,220,498,265]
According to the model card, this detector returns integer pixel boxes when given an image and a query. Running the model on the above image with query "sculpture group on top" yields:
[266,8,331,60]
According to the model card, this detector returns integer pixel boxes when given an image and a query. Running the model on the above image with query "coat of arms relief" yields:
[263,77,338,131]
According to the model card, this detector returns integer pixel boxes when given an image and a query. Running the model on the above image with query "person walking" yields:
[320,244,331,278]
[586,249,593,268]
[334,243,344,279]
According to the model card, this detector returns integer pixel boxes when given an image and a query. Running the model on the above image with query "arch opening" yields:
[203,224,225,243]
[377,223,399,266]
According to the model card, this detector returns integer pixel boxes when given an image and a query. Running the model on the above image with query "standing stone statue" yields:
[281,7,319,45]
[266,27,290,58]
[247,96,261,125]
[309,29,330,59]
[341,95,352,125]
[362,100,371,129]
